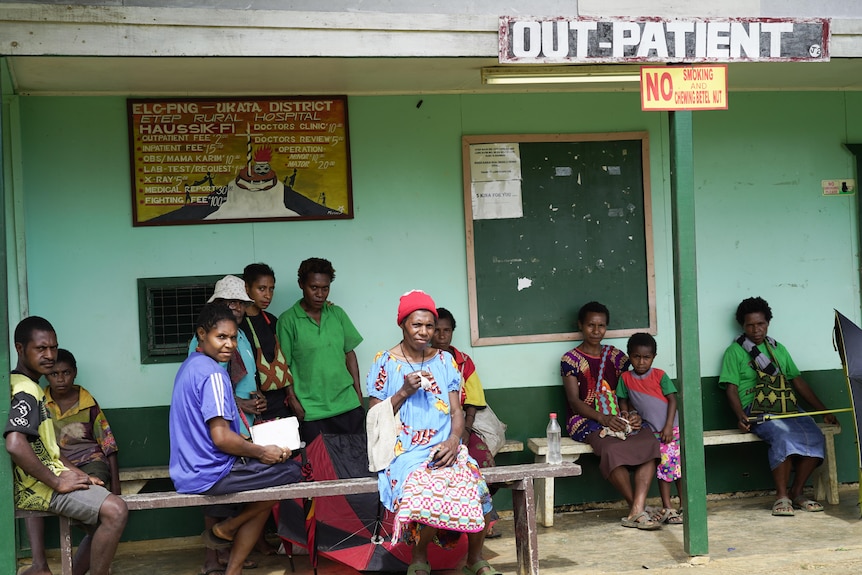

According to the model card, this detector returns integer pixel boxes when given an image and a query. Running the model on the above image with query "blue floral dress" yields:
[366,349,492,543]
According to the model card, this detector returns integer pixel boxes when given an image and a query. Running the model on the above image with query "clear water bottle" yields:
[546,413,562,465]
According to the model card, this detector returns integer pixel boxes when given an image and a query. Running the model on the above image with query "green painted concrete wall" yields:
[15,92,861,409]
[9,90,862,543]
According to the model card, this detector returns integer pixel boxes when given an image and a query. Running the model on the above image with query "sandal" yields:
[651,508,683,525]
[217,558,258,569]
[793,497,824,512]
[620,511,662,530]
[407,561,431,575]
[201,528,233,550]
[771,496,795,516]
[463,559,503,575]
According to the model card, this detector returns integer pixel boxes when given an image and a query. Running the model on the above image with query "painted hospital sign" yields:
[499,17,830,64]
[128,96,352,227]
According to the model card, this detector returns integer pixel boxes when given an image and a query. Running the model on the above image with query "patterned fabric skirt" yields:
[653,426,681,482]
[394,445,492,546]
[747,408,825,470]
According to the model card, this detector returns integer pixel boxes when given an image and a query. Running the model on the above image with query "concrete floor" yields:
[22,485,862,575]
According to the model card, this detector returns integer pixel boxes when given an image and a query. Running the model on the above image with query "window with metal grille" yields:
[137,275,225,364]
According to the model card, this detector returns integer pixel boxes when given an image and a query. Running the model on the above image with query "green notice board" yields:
[463,133,656,345]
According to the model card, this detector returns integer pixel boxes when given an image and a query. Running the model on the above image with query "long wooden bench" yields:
[19,459,575,575]
[527,423,840,527]
[116,439,524,495]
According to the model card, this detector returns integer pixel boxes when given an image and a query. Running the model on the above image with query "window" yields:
[137,275,226,364]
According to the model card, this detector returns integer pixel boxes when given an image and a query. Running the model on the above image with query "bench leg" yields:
[533,454,578,527]
[813,433,839,505]
[59,516,73,575]
[511,477,539,575]
[120,479,148,495]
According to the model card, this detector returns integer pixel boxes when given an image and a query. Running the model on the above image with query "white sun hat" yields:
[208,275,254,303]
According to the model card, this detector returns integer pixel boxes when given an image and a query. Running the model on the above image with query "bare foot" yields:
[198,560,224,575]
[211,522,234,542]
[254,538,278,556]
[18,564,52,575]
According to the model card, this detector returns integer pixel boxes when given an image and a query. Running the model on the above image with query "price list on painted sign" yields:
[128,96,352,226]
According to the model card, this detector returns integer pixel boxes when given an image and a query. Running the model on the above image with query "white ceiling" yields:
[6,56,862,97]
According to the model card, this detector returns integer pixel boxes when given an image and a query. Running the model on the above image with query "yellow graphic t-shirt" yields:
[7,373,67,510]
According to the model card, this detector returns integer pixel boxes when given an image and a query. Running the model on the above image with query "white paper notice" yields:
[471,181,524,220]
[469,143,523,220]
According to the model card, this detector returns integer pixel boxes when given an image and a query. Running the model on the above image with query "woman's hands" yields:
[601,413,630,432]
[237,391,267,416]
[429,437,460,468]
[400,370,428,397]
[287,388,305,421]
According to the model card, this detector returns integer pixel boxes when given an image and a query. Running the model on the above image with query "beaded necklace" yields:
[400,341,428,372]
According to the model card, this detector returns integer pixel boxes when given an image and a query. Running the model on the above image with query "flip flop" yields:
[407,561,431,575]
[771,496,795,516]
[485,525,502,539]
[651,507,683,525]
[218,558,258,569]
[201,528,233,550]
[463,559,503,575]
[793,497,825,512]
[621,511,662,530]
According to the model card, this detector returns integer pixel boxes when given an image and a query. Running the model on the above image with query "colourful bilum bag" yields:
[738,336,799,416]
[749,368,799,415]
[567,346,619,442]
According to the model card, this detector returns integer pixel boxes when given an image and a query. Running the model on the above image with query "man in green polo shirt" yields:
[277,257,364,442]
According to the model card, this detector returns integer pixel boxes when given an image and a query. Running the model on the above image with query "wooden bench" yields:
[119,466,171,495]
[115,439,524,495]
[20,461,579,575]
[527,423,840,527]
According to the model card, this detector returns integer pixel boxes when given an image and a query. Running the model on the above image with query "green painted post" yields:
[669,111,709,556]
[0,60,17,574]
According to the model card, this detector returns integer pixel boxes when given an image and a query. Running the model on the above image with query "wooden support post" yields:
[0,79,17,575]
[669,111,709,556]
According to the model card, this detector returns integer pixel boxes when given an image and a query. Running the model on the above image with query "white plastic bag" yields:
[471,404,508,456]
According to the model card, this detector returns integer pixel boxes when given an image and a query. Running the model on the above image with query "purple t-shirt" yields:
[169,352,240,494]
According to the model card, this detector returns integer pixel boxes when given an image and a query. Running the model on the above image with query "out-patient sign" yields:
[641,65,728,111]
[469,143,523,219]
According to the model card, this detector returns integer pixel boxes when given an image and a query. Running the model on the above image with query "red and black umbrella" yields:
[834,310,862,466]
[277,434,467,572]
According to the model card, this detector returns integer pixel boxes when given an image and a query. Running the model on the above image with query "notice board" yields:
[463,132,656,346]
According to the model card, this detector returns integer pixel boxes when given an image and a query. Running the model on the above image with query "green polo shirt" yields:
[277,300,363,421]
[718,339,800,408]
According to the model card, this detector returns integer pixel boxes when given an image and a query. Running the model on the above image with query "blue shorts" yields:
[204,457,302,496]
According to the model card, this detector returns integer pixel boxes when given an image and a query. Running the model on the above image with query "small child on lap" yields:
[616,333,683,525]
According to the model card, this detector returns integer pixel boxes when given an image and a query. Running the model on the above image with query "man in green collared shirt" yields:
[277,257,364,442]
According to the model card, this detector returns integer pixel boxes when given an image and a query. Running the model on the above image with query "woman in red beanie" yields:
[366,290,501,575]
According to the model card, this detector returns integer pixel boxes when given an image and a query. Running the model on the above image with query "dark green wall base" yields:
[30,369,859,547]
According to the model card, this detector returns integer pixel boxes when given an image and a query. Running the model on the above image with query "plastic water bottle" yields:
[546,413,563,465]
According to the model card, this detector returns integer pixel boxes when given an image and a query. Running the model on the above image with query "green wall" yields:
[9,90,862,542]
[16,92,861,411]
